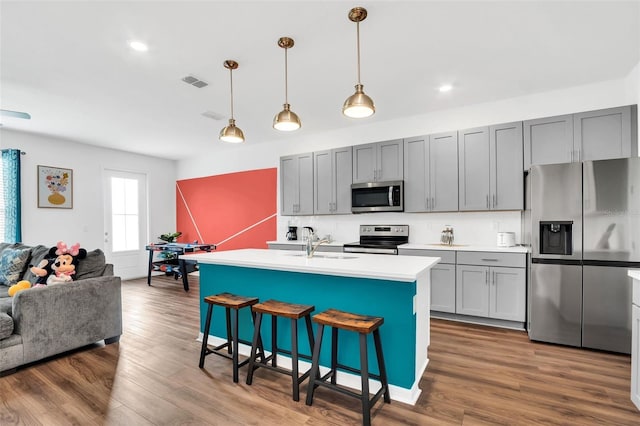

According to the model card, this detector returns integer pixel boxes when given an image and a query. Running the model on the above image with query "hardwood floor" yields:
[1,275,639,425]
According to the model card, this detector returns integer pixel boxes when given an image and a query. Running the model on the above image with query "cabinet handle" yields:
[481,258,499,262]
[485,270,489,284]
[493,194,496,209]
[486,195,489,209]
[426,197,430,210]
[576,149,581,162]
[493,271,496,285]
[432,197,435,210]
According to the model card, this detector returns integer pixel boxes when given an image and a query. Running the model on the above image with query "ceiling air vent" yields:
[201,111,225,121]
[182,75,208,88]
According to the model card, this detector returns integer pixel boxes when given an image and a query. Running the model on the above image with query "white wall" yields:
[176,72,640,247]
[0,129,176,260]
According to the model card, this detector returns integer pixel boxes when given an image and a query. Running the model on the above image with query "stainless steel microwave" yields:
[351,181,404,213]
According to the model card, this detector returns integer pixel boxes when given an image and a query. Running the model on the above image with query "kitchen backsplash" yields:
[278,210,523,246]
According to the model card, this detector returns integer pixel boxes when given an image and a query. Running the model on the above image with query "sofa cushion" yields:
[76,249,108,280]
[0,247,31,286]
[0,312,13,340]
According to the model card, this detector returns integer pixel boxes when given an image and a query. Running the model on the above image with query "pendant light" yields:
[219,60,245,143]
[342,7,375,119]
[274,37,301,131]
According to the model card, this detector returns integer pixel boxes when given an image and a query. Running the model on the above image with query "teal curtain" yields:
[1,149,22,243]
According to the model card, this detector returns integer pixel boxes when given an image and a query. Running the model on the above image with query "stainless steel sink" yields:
[285,253,357,259]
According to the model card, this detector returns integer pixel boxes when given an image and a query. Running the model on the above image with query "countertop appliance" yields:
[343,225,409,255]
[351,181,403,213]
[286,226,298,241]
[528,158,640,353]
[497,232,516,247]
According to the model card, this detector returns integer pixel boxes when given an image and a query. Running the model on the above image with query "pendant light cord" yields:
[284,47,289,104]
[229,68,234,120]
[356,21,361,85]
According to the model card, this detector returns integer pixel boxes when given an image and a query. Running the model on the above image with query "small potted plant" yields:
[159,232,182,243]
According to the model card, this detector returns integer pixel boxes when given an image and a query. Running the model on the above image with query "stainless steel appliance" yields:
[351,181,403,213]
[343,225,409,255]
[529,158,640,353]
[286,226,298,241]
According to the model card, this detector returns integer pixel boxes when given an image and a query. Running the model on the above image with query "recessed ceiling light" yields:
[129,41,148,52]
[439,84,453,93]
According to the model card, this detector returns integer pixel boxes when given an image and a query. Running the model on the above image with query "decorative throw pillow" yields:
[75,249,107,280]
[0,248,31,286]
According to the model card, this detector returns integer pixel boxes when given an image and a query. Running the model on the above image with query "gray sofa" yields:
[0,243,122,375]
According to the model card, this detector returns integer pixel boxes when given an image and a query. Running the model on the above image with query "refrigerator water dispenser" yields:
[540,221,573,255]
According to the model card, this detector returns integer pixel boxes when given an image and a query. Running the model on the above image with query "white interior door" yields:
[104,169,148,280]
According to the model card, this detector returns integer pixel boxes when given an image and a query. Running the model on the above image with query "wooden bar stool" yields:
[305,308,390,426]
[246,299,315,401]
[199,292,264,383]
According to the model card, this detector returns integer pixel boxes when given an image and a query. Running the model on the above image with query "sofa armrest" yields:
[11,276,122,364]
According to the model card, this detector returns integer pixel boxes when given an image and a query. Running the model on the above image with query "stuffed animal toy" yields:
[46,241,87,286]
[8,280,31,296]
[30,258,54,286]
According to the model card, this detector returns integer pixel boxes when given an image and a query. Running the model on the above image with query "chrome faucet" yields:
[306,235,330,258]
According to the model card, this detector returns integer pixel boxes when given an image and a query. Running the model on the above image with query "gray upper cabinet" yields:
[352,139,403,183]
[458,127,491,210]
[524,114,573,170]
[490,122,524,210]
[574,105,637,162]
[280,153,313,216]
[524,105,637,169]
[404,132,458,212]
[313,147,353,214]
[459,122,523,211]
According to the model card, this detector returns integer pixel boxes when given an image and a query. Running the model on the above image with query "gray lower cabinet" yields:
[459,122,524,211]
[280,153,313,215]
[398,248,456,313]
[456,251,526,322]
[524,105,637,169]
[313,147,352,214]
[352,139,404,183]
[404,132,458,212]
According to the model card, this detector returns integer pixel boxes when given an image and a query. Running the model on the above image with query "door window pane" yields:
[111,177,140,251]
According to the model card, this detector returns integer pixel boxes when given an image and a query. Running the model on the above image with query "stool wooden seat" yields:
[246,299,315,401]
[305,308,390,426]
[199,292,264,383]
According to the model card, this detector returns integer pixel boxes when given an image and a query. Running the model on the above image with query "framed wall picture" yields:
[37,165,73,209]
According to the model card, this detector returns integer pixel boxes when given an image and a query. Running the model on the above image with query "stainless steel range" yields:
[343,225,409,255]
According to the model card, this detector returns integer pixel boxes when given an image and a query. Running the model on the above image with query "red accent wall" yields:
[176,168,277,251]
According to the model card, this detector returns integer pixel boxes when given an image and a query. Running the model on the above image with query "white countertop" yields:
[267,240,529,253]
[399,243,530,253]
[182,248,439,282]
[629,269,640,281]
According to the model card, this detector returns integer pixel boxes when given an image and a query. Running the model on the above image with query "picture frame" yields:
[37,165,73,209]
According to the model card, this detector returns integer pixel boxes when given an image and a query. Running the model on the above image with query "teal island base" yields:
[196,259,431,405]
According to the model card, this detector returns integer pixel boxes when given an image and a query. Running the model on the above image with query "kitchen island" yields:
[181,248,439,404]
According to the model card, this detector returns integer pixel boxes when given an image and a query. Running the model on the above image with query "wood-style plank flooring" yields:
[1,275,639,425]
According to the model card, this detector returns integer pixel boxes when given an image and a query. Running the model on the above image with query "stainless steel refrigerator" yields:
[529,157,640,354]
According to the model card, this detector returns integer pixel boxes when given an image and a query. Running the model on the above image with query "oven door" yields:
[343,243,399,255]
[351,181,403,213]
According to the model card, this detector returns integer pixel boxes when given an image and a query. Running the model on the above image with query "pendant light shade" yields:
[273,37,301,131]
[220,60,245,143]
[343,7,375,119]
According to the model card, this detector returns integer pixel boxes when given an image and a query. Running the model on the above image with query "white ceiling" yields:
[1,1,639,160]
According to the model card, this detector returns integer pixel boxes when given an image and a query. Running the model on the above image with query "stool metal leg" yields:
[359,332,371,426]
[231,308,240,383]
[291,318,300,401]
[330,327,338,385]
[271,315,278,368]
[305,323,325,406]
[246,311,264,385]
[225,307,232,355]
[373,329,391,403]
[305,315,315,356]
[199,303,214,368]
